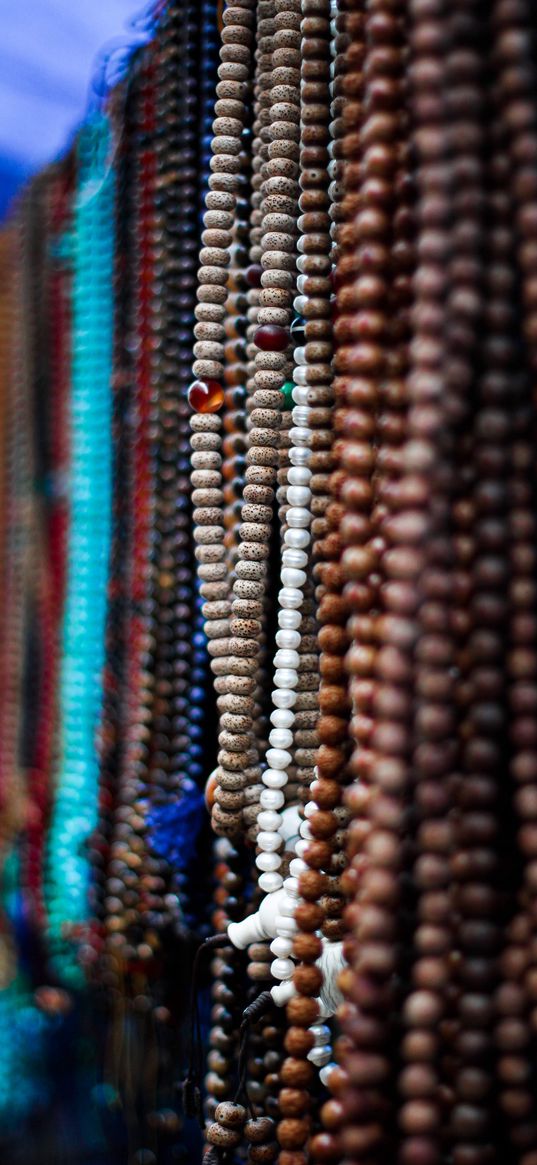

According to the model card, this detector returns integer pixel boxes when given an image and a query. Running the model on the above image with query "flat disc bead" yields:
[188,378,225,413]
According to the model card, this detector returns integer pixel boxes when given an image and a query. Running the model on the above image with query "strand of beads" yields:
[104,56,157,964]
[25,168,70,932]
[219,0,305,848]
[190,0,256,842]
[293,0,355,1132]
[47,114,116,983]
[489,5,537,1155]
[271,5,340,1160]
[438,9,501,1164]
[90,83,136,956]
[246,0,302,890]
[143,0,204,934]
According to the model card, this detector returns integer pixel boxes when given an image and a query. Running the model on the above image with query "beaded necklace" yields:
[47,114,116,983]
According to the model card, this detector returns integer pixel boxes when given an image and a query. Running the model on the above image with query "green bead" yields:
[280,381,295,410]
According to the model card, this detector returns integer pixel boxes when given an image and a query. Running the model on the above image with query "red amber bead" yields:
[245,263,263,288]
[254,324,288,352]
[188,378,224,413]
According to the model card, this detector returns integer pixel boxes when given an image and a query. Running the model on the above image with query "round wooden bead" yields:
[214,1101,246,1129]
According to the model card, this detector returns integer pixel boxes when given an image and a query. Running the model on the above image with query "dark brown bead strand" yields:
[443,15,513,1164]
[104,51,158,965]
[300,0,358,1145]
[332,2,409,1161]
[204,839,249,1121]
[414,9,493,1165]
[488,6,537,1159]
[142,1,203,937]
[310,0,354,962]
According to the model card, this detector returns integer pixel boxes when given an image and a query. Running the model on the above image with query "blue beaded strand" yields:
[46,114,116,984]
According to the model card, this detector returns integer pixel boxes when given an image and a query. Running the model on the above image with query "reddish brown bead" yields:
[254,324,289,352]
[188,378,225,413]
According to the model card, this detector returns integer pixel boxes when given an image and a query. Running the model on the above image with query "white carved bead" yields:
[285,527,311,548]
[257,831,282,853]
[311,1025,331,1045]
[286,489,311,512]
[256,851,281,872]
[274,648,300,670]
[319,1063,338,1087]
[291,409,310,430]
[273,668,298,690]
[258,871,283,893]
[280,805,301,842]
[287,467,311,487]
[260,788,285,810]
[272,687,297,708]
[275,629,301,650]
[288,445,311,466]
[266,747,292,770]
[270,705,295,728]
[279,895,297,918]
[308,1045,332,1067]
[278,608,302,629]
[269,727,293,749]
[289,858,307,878]
[257,809,282,831]
[286,508,310,531]
[271,936,293,957]
[274,649,300,670]
[290,427,312,448]
[262,769,288,789]
[271,958,295,981]
[271,979,296,1007]
[275,916,297,935]
[228,888,288,948]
